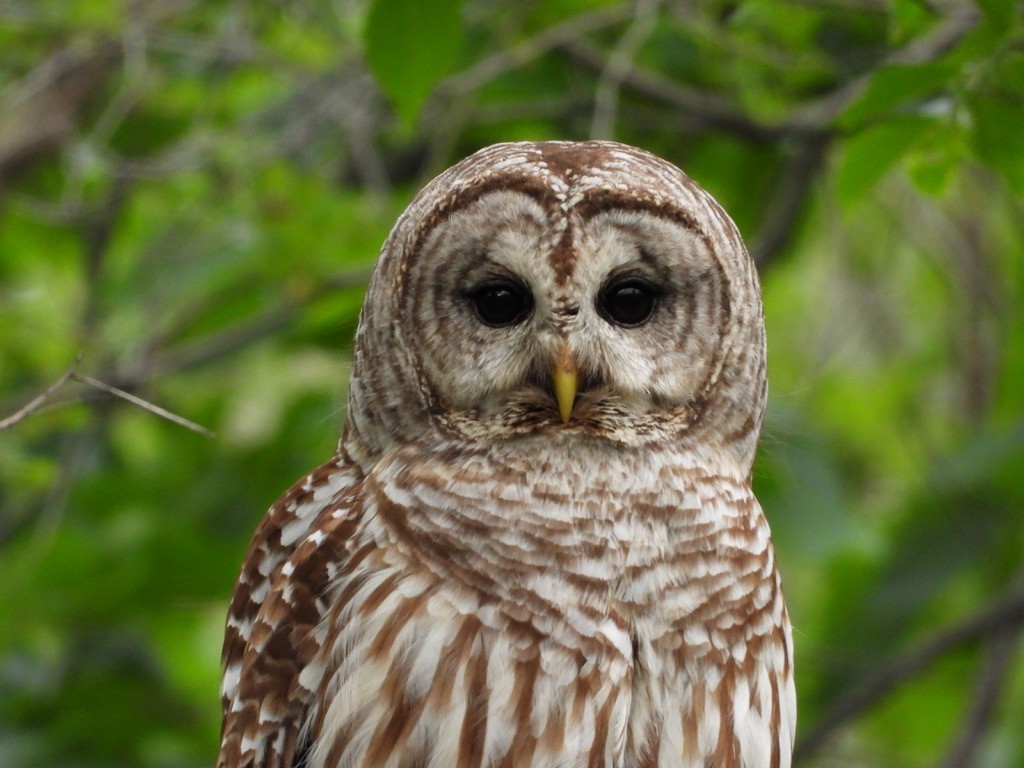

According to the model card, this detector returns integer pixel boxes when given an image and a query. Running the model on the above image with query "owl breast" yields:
[302,436,794,768]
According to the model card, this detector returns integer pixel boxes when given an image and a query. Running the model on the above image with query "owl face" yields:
[347,141,765,464]
[404,189,730,440]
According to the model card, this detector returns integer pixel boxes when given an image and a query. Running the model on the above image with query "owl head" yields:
[342,141,766,474]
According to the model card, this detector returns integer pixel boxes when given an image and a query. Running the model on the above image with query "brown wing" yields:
[218,455,364,767]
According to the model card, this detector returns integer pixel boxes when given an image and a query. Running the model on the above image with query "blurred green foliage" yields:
[1,0,1022,766]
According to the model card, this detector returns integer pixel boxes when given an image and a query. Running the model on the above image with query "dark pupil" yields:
[603,281,656,326]
[472,284,531,327]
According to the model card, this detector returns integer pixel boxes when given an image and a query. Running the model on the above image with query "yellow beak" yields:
[553,346,578,423]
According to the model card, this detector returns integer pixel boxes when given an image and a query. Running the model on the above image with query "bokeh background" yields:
[2,0,1023,766]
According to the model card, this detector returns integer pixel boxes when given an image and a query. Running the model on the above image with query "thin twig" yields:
[785,3,980,131]
[71,372,215,438]
[749,137,830,269]
[566,3,980,141]
[590,0,662,139]
[937,628,1021,768]
[441,5,635,97]
[794,580,1024,763]
[564,38,790,142]
[136,267,372,382]
[1,269,372,417]
[0,354,83,431]
[0,41,122,193]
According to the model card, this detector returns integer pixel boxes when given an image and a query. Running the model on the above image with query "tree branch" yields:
[0,354,83,431]
[565,3,981,142]
[749,137,830,269]
[70,373,214,438]
[133,268,372,383]
[442,5,635,97]
[0,356,215,438]
[794,579,1024,763]
[784,3,980,131]
[590,0,663,140]
[937,628,1021,768]
[0,41,122,194]
[564,38,790,142]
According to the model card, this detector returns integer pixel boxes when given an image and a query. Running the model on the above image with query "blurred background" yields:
[1,0,1022,766]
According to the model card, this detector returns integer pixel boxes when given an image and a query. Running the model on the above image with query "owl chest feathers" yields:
[303,438,794,768]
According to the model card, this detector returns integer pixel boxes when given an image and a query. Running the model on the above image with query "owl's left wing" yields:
[218,456,363,768]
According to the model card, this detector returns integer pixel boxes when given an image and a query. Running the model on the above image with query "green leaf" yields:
[889,0,935,45]
[806,423,1024,711]
[905,121,964,196]
[971,94,1024,195]
[839,62,954,129]
[755,407,855,562]
[834,116,932,206]
[975,0,1016,28]
[364,0,465,125]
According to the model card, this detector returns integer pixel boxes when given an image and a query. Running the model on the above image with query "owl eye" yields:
[598,278,659,327]
[470,282,533,327]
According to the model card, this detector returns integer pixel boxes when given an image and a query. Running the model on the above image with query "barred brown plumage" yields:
[217,140,795,768]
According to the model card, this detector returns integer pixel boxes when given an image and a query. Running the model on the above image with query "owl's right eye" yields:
[469,282,533,327]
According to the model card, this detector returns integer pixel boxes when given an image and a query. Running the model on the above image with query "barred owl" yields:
[218,141,795,768]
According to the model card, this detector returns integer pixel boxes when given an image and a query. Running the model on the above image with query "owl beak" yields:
[553,345,578,423]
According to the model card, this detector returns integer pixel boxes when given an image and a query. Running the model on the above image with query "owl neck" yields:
[366,431,769,621]
[343,406,757,480]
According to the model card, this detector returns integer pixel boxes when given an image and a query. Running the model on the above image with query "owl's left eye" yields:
[598,277,660,327]
[470,282,533,327]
